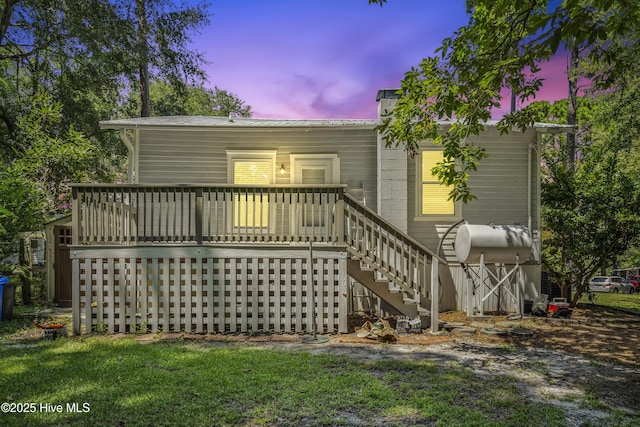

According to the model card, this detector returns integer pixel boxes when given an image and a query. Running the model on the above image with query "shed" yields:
[45,215,73,306]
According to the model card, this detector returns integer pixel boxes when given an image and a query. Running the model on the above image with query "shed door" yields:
[54,226,73,307]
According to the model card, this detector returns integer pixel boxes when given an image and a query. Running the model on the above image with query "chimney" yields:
[376,88,400,120]
[375,88,408,233]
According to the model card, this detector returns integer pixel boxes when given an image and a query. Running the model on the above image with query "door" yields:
[54,226,73,307]
[290,155,340,237]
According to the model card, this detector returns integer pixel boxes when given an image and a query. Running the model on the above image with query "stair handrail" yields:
[343,193,442,333]
[342,193,446,265]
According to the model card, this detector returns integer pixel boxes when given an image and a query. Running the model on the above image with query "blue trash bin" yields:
[0,276,8,323]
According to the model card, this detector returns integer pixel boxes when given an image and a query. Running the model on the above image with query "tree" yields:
[123,80,252,118]
[1,0,210,154]
[126,0,210,117]
[368,0,640,202]
[538,86,640,302]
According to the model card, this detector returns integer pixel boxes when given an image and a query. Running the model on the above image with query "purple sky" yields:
[194,0,570,119]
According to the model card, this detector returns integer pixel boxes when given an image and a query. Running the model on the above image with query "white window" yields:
[418,149,458,217]
[227,151,276,228]
[290,154,340,184]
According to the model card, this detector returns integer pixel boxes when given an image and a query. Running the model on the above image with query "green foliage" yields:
[619,246,640,269]
[7,93,111,216]
[1,0,214,154]
[123,80,252,118]
[0,206,16,239]
[541,80,640,300]
[373,0,640,201]
[0,91,116,259]
[119,0,210,116]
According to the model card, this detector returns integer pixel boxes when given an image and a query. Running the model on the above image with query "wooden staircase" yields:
[342,194,445,327]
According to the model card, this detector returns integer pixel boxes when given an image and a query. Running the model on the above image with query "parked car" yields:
[625,275,640,292]
[588,276,635,294]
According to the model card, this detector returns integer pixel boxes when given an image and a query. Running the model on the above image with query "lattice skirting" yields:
[71,246,348,334]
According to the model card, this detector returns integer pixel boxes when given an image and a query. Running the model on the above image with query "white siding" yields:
[408,127,539,250]
[136,127,378,212]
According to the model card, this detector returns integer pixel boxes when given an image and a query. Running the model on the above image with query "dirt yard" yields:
[335,304,640,426]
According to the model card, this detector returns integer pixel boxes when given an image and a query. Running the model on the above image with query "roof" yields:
[100,116,378,130]
[44,214,72,228]
[532,122,575,133]
[99,115,573,133]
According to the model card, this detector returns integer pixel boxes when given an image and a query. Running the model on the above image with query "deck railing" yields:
[72,184,345,245]
[342,193,445,306]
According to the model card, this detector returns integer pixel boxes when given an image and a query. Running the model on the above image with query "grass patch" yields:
[579,293,640,314]
[0,337,570,427]
[581,391,611,411]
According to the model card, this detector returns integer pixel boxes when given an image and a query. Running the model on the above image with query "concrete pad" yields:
[481,327,508,336]
[453,326,477,335]
[510,327,534,336]
[496,321,520,329]
[470,322,494,329]
[443,322,465,330]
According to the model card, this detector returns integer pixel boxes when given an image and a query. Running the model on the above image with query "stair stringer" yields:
[343,193,444,329]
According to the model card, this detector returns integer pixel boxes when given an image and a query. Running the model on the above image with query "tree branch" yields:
[0,0,20,45]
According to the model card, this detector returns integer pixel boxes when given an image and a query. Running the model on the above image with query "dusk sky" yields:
[193,0,570,119]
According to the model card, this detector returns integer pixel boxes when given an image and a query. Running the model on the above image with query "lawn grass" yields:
[0,336,568,427]
[578,292,640,314]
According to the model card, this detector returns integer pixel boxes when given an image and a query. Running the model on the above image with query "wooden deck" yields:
[70,184,442,335]
[72,184,345,245]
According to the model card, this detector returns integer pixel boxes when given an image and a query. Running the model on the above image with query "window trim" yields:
[414,148,462,221]
[226,150,277,231]
[226,150,277,183]
[289,154,340,184]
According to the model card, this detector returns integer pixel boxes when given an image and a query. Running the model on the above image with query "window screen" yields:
[233,161,270,227]
[421,151,455,215]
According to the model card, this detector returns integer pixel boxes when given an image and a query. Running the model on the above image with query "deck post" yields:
[195,187,203,244]
[338,253,348,333]
[71,187,79,245]
[72,257,80,335]
[430,257,439,334]
[335,199,345,244]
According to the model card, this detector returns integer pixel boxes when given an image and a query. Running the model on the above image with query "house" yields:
[69,89,568,335]
[1,232,45,267]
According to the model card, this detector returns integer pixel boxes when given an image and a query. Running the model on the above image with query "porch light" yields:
[280,164,286,175]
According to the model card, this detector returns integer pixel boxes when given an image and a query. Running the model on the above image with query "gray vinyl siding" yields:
[408,127,539,251]
[136,127,378,212]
